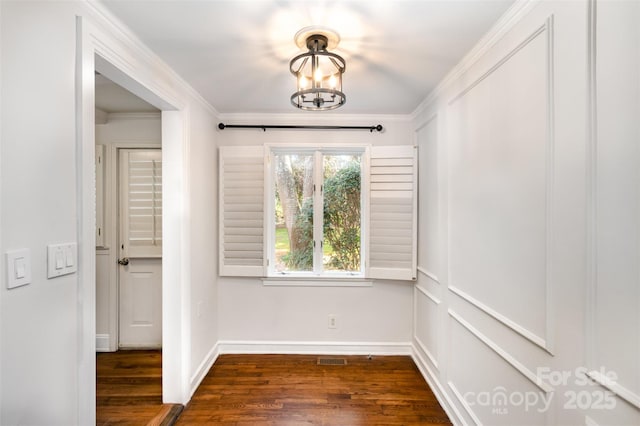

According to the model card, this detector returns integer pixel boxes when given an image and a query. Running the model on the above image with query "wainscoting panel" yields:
[447,17,553,350]
[411,0,617,423]
[586,0,640,421]
[447,311,551,425]
[416,115,439,278]
[414,285,440,369]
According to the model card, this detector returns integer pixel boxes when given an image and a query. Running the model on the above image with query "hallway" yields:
[96,351,181,425]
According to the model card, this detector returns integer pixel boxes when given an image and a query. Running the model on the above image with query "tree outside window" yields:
[273,151,362,275]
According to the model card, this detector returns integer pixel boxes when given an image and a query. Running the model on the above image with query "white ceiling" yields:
[100,0,515,115]
[95,74,159,113]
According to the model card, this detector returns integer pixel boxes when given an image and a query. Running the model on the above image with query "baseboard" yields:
[96,334,111,352]
[217,340,413,356]
[411,342,466,426]
[189,342,220,398]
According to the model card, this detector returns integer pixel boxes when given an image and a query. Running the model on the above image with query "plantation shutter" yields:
[122,149,162,258]
[219,146,266,276]
[367,145,417,281]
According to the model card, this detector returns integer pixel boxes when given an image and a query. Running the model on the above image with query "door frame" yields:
[116,146,163,349]
[108,143,163,351]
[77,15,192,425]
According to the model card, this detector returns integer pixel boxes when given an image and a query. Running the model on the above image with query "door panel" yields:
[118,148,162,348]
[119,259,162,348]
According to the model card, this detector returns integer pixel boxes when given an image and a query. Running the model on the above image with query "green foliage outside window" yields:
[282,161,361,271]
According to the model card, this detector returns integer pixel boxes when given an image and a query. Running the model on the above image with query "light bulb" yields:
[299,76,308,89]
[314,68,323,83]
[329,74,337,89]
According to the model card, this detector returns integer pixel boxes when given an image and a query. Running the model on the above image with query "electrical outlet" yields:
[328,314,337,329]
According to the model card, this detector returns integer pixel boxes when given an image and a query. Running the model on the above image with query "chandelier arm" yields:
[328,56,345,72]
[293,56,309,75]
[289,52,312,74]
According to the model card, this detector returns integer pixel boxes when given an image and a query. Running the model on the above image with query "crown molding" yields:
[411,0,540,120]
[217,112,412,125]
[83,0,219,117]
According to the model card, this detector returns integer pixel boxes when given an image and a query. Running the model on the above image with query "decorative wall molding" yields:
[217,340,413,356]
[585,5,640,414]
[585,415,601,426]
[542,13,556,356]
[587,370,640,410]
[414,113,438,135]
[414,336,439,371]
[448,380,483,426]
[417,267,440,284]
[585,0,599,378]
[448,285,550,352]
[446,15,556,355]
[189,343,220,398]
[448,18,551,105]
[411,346,466,426]
[449,310,554,394]
[411,0,541,118]
[414,285,441,368]
[415,114,439,281]
[416,285,441,305]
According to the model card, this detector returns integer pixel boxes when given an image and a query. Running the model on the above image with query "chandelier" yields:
[289,27,346,111]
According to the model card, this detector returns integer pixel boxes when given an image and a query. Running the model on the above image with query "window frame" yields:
[218,143,417,282]
[265,144,370,279]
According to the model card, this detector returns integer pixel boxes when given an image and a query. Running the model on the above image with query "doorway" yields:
[94,72,162,352]
[94,74,165,424]
[79,22,190,422]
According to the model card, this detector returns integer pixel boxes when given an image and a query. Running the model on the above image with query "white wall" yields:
[95,113,161,351]
[186,103,219,391]
[588,1,640,424]
[412,0,640,425]
[1,2,81,424]
[0,1,219,423]
[216,115,415,353]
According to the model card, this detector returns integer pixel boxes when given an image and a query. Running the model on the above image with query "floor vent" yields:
[317,357,347,366]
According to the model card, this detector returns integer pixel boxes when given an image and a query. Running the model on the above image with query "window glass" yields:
[273,153,314,273]
[323,155,361,273]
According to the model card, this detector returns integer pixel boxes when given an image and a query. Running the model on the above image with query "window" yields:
[271,149,363,277]
[120,149,162,258]
[219,144,417,281]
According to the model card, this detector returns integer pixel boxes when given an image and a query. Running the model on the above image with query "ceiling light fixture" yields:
[289,27,346,111]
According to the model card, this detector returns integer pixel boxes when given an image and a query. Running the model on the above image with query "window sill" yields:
[262,277,373,287]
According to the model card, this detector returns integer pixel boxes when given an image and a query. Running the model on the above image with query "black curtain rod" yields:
[218,123,383,132]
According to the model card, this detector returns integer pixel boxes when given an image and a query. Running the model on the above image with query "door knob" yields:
[118,257,130,266]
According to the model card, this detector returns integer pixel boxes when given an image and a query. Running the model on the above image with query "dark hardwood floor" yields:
[96,350,182,426]
[97,351,451,425]
[177,354,452,425]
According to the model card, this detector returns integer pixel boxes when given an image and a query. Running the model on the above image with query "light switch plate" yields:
[47,243,77,278]
[6,249,31,289]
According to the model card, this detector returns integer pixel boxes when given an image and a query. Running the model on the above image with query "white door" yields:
[118,149,162,348]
